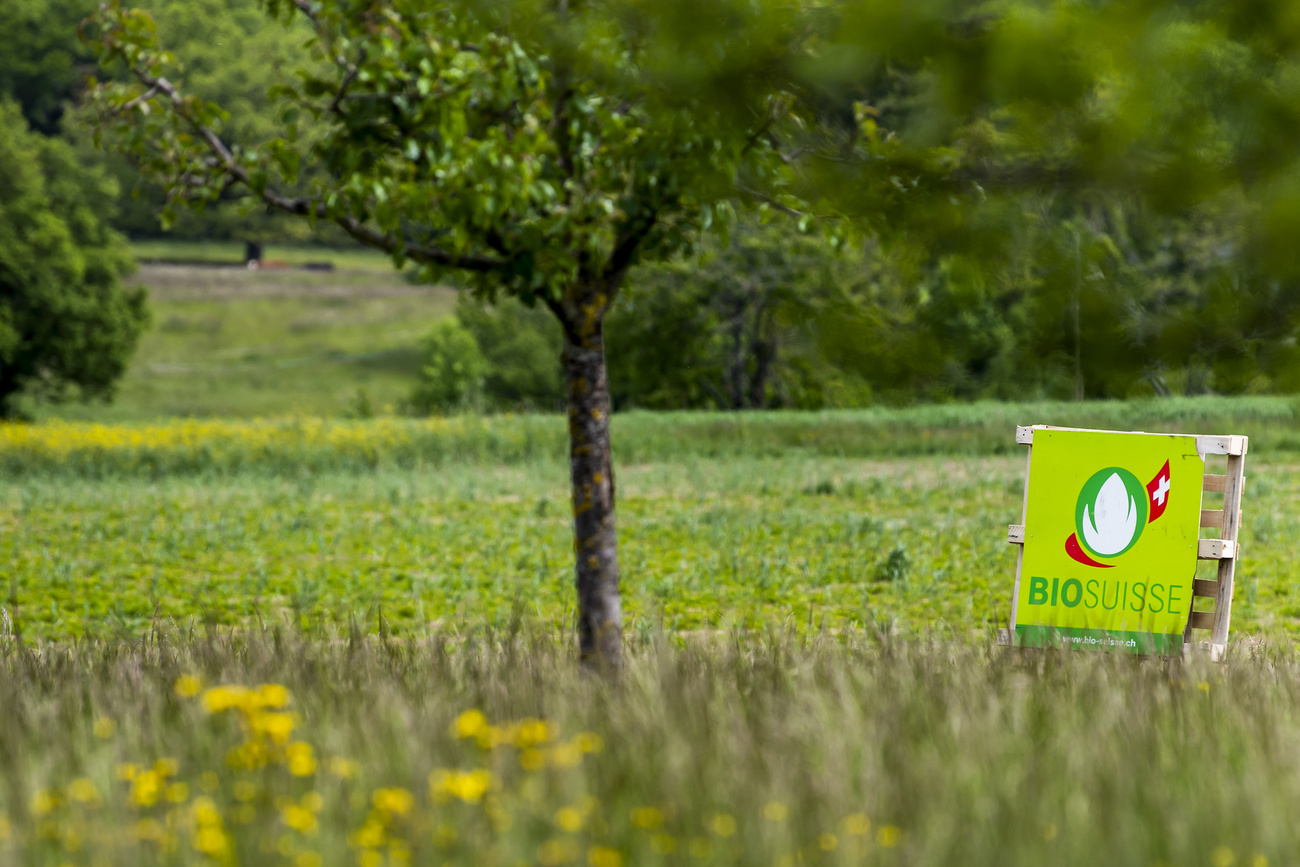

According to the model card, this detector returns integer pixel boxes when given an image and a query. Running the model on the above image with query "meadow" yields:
[9,254,1300,864]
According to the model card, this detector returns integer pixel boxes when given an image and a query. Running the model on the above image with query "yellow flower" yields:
[588,846,622,867]
[115,763,141,782]
[630,806,664,830]
[877,825,903,848]
[296,852,322,867]
[287,742,317,777]
[282,804,318,834]
[200,772,220,792]
[538,838,580,866]
[573,732,604,754]
[154,758,179,778]
[819,833,838,851]
[328,757,360,779]
[256,712,296,745]
[0,814,9,841]
[358,851,382,867]
[202,685,250,714]
[710,813,736,837]
[31,788,58,816]
[430,769,492,804]
[650,833,676,855]
[166,782,190,803]
[763,801,787,822]
[1198,681,1212,693]
[842,812,870,836]
[174,675,203,698]
[554,806,583,833]
[194,826,227,856]
[454,709,487,739]
[233,781,257,801]
[257,683,291,708]
[373,788,414,817]
[516,718,556,747]
[66,778,100,807]
[302,791,324,812]
[550,742,583,768]
[1212,848,1235,867]
[131,771,163,808]
[520,748,546,771]
[93,717,116,739]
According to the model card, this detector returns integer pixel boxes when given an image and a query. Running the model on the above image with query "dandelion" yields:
[373,787,414,817]
[763,801,787,822]
[287,742,317,777]
[233,781,257,802]
[1213,847,1235,867]
[454,709,487,739]
[1253,856,1269,867]
[93,717,116,739]
[588,846,623,867]
[877,826,903,848]
[555,806,583,833]
[520,748,546,771]
[31,788,58,816]
[296,853,322,867]
[202,685,250,714]
[842,813,870,836]
[630,806,664,830]
[66,778,100,807]
[819,833,839,851]
[539,838,580,866]
[174,675,203,698]
[710,813,737,837]
[131,771,163,808]
[154,758,179,777]
[430,769,492,803]
[0,814,9,841]
[573,732,604,753]
[166,782,190,803]
[1198,682,1212,693]
[650,834,676,855]
[200,772,220,792]
[329,757,360,779]
[282,804,318,834]
[257,683,291,708]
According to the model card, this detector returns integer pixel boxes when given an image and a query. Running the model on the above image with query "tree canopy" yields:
[0,100,147,418]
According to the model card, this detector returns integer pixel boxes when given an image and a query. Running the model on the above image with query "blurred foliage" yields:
[0,0,99,135]
[0,101,148,418]
[409,317,488,414]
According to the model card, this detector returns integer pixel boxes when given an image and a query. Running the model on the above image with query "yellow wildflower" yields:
[842,813,870,835]
[31,788,58,816]
[520,748,546,771]
[174,675,203,698]
[554,806,583,833]
[200,772,220,792]
[233,781,257,802]
[538,838,580,866]
[302,791,324,812]
[573,732,604,754]
[166,783,189,803]
[373,788,414,817]
[257,683,291,708]
[588,846,622,867]
[282,804,318,834]
[287,743,317,777]
[115,763,141,782]
[550,742,583,768]
[877,826,903,848]
[66,778,100,807]
[93,717,116,739]
[763,801,787,822]
[650,834,675,855]
[710,814,736,837]
[329,757,360,779]
[454,709,487,739]
[430,769,492,804]
[630,806,664,830]
[154,758,179,778]
[255,712,296,745]
[296,852,322,867]
[1213,848,1235,867]
[131,771,162,808]
[202,685,250,714]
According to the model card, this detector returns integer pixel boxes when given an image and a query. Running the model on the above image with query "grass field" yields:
[40,261,460,421]
[10,251,1300,865]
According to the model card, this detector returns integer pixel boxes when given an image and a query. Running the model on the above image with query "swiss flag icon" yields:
[1146,460,1171,523]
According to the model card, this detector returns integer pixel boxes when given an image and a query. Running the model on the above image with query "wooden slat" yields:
[1007,525,1025,544]
[1189,611,1215,630]
[1196,435,1247,456]
[1211,449,1248,648]
[1015,426,1034,445]
[1201,508,1223,529]
[1193,578,1219,598]
[1197,539,1236,560]
[1203,474,1227,493]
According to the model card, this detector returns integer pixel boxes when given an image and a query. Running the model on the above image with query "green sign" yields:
[1014,429,1204,654]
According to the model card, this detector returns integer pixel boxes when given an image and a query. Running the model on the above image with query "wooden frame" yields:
[998,425,1248,659]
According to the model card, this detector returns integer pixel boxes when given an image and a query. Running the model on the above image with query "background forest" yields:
[3,0,1295,419]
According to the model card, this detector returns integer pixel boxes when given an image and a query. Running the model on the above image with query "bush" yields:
[409,319,487,413]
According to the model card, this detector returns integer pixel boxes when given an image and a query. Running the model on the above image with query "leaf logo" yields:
[1066,467,1150,568]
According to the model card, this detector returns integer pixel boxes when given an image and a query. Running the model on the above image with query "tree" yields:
[85,0,805,668]
[0,100,147,418]
[0,0,99,135]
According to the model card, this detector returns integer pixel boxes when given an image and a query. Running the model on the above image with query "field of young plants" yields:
[5,398,1300,865]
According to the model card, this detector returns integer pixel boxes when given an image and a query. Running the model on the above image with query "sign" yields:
[1013,429,1204,654]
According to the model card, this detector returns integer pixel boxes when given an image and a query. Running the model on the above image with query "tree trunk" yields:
[561,306,623,669]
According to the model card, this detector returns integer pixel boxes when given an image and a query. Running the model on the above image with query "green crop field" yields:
[10,251,1300,865]
[5,405,1300,865]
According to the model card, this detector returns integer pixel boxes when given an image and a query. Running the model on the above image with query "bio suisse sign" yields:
[1014,429,1204,654]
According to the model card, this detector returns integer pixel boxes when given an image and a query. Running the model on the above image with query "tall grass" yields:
[4,395,1299,479]
[1,629,1297,866]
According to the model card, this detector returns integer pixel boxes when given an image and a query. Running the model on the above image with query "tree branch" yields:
[129,68,506,274]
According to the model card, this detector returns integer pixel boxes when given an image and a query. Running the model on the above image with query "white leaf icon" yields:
[1082,472,1137,556]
